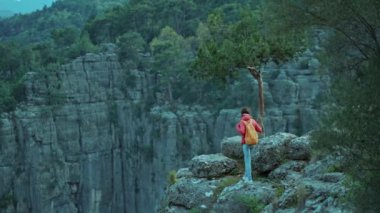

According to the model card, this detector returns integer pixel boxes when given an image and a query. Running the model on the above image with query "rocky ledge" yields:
[162,132,350,213]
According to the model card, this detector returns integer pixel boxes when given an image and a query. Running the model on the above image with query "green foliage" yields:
[85,0,253,44]
[78,0,274,108]
[66,32,99,59]
[312,57,380,211]
[0,42,33,80]
[150,26,192,103]
[275,185,285,198]
[32,42,60,66]
[85,5,129,44]
[235,194,265,213]
[51,27,79,47]
[0,3,119,84]
[263,0,380,70]
[0,0,126,44]
[229,166,241,176]
[0,82,17,112]
[0,192,15,210]
[85,1,256,106]
[116,32,146,69]
[324,163,344,173]
[0,1,104,114]
[263,0,380,211]
[120,70,138,97]
[35,30,98,64]
[167,170,177,185]
[192,5,304,81]
[189,209,201,213]
[150,26,190,72]
[0,78,26,113]
[152,0,199,37]
[0,0,304,114]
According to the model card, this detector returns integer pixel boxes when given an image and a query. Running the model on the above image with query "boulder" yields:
[176,168,193,179]
[163,206,188,213]
[276,178,347,212]
[300,178,347,212]
[167,178,220,210]
[269,160,307,180]
[213,181,275,213]
[277,187,298,209]
[286,135,311,160]
[303,155,344,177]
[221,136,243,159]
[190,154,238,178]
[252,133,297,173]
[315,172,345,183]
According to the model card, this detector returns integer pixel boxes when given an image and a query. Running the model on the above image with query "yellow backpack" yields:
[244,120,258,145]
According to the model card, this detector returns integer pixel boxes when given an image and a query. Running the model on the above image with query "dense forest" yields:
[0,0,379,211]
[0,0,260,112]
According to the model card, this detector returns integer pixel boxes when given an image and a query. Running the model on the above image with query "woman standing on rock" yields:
[236,107,262,183]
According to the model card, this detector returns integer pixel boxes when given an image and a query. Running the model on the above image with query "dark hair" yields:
[241,107,251,115]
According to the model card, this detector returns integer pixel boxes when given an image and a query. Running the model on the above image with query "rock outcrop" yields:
[163,133,350,213]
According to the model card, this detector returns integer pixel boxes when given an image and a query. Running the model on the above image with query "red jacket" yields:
[236,113,262,144]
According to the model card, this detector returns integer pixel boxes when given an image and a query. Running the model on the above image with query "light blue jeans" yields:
[242,144,253,181]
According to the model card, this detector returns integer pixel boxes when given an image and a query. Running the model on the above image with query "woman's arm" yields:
[236,121,245,135]
[252,119,263,133]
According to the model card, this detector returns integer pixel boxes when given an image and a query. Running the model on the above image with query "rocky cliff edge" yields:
[162,132,350,213]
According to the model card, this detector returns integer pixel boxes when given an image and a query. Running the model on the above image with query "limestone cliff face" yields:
[0,48,327,212]
[214,48,328,143]
[0,52,218,213]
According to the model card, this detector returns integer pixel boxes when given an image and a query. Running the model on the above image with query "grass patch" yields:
[167,170,177,186]
[324,163,344,173]
[275,185,285,198]
[235,194,265,213]
[189,208,201,213]
[295,184,310,210]
[213,176,240,199]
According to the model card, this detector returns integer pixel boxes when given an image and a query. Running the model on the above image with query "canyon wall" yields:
[0,47,327,212]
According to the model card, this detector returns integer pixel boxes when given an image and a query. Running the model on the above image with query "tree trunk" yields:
[167,81,173,103]
[247,66,265,136]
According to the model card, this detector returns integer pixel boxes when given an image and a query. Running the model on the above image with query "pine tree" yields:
[192,5,302,132]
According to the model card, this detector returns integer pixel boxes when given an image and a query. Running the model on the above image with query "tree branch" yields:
[346,2,380,56]
[333,26,370,60]
[247,66,261,80]
[290,2,373,59]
